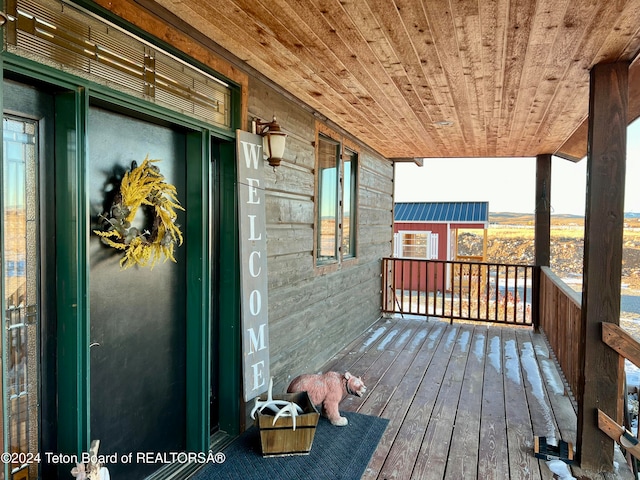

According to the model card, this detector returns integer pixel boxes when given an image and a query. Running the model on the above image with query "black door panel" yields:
[88,106,187,479]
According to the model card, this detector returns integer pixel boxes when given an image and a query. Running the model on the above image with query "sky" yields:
[394,120,640,215]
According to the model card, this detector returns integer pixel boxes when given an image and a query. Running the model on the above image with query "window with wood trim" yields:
[394,231,439,259]
[316,133,358,266]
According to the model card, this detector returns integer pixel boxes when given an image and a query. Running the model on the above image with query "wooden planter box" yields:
[255,391,320,457]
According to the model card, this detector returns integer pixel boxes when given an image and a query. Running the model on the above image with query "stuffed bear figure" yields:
[287,371,366,426]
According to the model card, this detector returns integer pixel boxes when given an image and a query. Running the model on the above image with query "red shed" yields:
[394,201,489,261]
[393,201,489,292]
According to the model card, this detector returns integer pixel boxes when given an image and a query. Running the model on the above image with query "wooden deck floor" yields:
[323,315,633,480]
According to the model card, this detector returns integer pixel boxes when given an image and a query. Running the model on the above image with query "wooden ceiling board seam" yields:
[510,0,580,155]
[524,24,632,156]
[155,0,307,83]
[525,2,638,155]
[493,0,512,155]
[91,0,640,160]
[501,0,569,157]
[202,0,406,153]
[303,0,435,154]
[305,0,389,98]
[590,0,640,64]
[527,77,589,154]
[400,0,471,151]
[353,0,455,154]
[336,1,444,155]
[560,48,638,160]
[497,0,538,156]
[161,0,371,150]
[274,0,436,156]
[420,0,479,153]
[181,3,360,131]
[365,1,448,122]
[394,0,465,130]
[340,1,405,79]
[387,73,457,153]
[235,19,398,149]
[225,0,397,133]
[449,0,489,148]
[515,0,605,156]
[223,0,399,148]
[450,3,487,156]
[478,0,510,157]
[384,0,466,157]
[556,48,640,161]
[323,0,444,155]
[372,0,442,108]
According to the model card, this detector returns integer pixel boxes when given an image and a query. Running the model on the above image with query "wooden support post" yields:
[533,154,552,331]
[578,61,628,473]
[482,228,488,262]
[534,154,552,267]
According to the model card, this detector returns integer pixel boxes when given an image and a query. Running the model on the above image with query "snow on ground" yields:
[547,460,576,480]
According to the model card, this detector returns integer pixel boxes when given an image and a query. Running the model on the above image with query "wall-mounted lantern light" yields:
[255,116,287,167]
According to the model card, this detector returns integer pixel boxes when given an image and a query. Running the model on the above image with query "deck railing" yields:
[600,322,640,475]
[382,257,535,326]
[538,266,583,408]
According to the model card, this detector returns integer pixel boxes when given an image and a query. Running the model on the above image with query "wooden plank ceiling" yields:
[136,0,640,161]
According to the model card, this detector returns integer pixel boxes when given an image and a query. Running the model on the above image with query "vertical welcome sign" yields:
[237,130,270,401]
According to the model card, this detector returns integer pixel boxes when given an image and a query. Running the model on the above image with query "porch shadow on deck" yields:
[323,315,633,480]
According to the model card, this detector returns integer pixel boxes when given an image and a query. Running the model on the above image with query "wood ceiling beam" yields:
[556,53,640,162]
[390,157,424,166]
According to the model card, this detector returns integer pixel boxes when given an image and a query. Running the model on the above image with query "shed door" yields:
[88,106,187,479]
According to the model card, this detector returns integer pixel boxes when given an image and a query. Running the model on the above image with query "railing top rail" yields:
[602,322,640,374]
[540,266,581,308]
[599,322,640,469]
[383,256,536,270]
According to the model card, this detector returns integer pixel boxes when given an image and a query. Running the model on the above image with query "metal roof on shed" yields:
[394,202,489,223]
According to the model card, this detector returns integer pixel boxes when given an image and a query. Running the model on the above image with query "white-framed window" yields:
[394,231,438,259]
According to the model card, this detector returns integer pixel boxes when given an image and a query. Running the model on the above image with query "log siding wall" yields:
[249,78,394,392]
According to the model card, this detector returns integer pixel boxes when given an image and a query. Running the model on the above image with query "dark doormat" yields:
[191,412,389,480]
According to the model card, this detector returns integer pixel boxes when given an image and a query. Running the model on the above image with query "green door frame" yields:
[0,53,243,474]
[55,86,91,458]
[216,139,242,436]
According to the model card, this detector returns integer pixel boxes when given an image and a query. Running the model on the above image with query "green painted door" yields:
[88,106,188,479]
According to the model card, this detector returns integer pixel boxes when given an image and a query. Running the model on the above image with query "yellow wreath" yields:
[94,156,184,269]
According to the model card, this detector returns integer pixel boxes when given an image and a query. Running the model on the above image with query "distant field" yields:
[487,212,640,290]
[490,212,640,228]
[490,213,640,239]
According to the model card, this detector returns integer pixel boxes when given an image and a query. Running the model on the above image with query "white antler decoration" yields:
[71,440,111,480]
[273,401,300,430]
[250,377,303,430]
